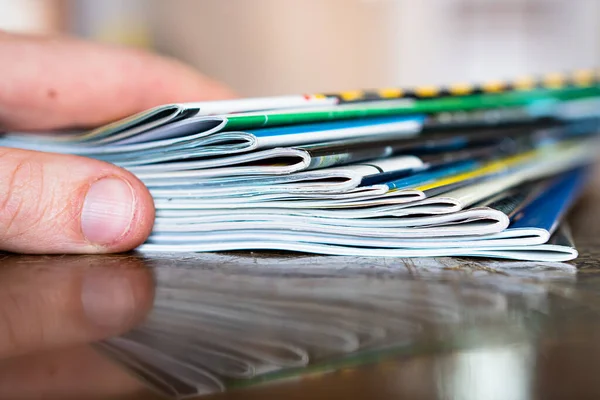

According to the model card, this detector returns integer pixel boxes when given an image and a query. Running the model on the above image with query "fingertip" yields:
[123,172,156,252]
[126,172,156,250]
[81,171,156,253]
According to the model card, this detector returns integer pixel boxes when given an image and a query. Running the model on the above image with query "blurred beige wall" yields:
[1,0,598,97]
[147,0,600,96]
[0,0,66,33]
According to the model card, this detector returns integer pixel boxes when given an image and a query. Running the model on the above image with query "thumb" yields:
[0,147,154,254]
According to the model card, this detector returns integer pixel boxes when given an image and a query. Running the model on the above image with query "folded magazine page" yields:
[121,119,525,172]
[6,72,596,138]
[146,137,596,207]
[139,168,587,261]
[125,117,586,179]
[145,166,584,247]
[2,78,599,152]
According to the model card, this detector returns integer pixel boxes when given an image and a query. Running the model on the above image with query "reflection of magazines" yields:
[95,249,577,399]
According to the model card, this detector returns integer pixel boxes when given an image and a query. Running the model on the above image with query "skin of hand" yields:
[0,31,235,388]
[0,30,236,254]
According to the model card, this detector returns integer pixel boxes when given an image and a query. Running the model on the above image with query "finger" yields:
[0,345,155,400]
[0,254,155,359]
[0,30,237,131]
[0,147,155,254]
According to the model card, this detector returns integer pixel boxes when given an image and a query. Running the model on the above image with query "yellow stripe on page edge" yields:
[448,83,473,96]
[339,90,365,101]
[415,86,440,97]
[514,76,536,91]
[378,88,404,98]
[415,151,538,192]
[543,72,566,89]
[573,69,595,87]
[415,143,581,192]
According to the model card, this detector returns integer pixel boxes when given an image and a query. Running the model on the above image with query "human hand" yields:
[0,31,236,254]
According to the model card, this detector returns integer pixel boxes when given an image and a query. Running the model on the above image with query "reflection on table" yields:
[98,251,583,399]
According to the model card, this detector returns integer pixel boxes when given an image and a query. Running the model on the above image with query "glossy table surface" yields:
[1,172,600,400]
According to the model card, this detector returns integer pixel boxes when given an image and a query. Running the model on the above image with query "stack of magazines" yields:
[3,70,600,261]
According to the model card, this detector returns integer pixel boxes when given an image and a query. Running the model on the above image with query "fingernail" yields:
[81,178,135,245]
[81,272,138,330]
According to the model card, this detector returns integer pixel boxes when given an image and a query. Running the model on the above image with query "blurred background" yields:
[1,0,599,96]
